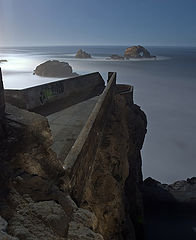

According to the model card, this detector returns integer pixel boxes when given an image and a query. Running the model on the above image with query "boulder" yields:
[75,49,91,59]
[34,60,78,78]
[124,45,156,59]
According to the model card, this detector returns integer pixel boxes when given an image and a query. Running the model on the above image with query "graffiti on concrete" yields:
[40,82,64,104]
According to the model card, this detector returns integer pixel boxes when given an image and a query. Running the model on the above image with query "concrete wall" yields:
[0,68,5,119]
[5,72,105,115]
[63,72,117,204]
[116,84,134,105]
[0,68,5,138]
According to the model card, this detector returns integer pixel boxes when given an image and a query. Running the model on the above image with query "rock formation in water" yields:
[0,59,7,63]
[75,49,92,59]
[34,60,78,78]
[108,54,124,60]
[124,45,156,59]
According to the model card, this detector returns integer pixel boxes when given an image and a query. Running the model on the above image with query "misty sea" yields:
[0,45,196,183]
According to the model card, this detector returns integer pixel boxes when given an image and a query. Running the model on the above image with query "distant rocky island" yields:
[75,49,91,59]
[108,45,156,60]
[73,46,156,61]
[107,54,124,60]
[33,60,78,78]
[0,59,7,63]
[124,45,156,59]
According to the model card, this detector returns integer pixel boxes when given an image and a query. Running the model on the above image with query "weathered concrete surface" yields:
[5,72,105,115]
[0,68,5,142]
[47,96,99,162]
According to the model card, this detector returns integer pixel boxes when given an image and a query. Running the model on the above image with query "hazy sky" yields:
[0,0,196,47]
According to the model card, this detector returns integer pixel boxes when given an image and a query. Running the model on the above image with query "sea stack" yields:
[0,60,8,63]
[75,49,91,59]
[109,54,124,60]
[124,45,156,59]
[33,60,77,78]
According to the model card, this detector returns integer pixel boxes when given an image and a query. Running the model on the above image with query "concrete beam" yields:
[107,72,117,84]
[0,68,5,119]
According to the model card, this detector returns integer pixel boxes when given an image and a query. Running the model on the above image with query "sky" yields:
[0,0,196,47]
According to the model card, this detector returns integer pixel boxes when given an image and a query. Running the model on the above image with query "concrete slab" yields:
[47,96,99,162]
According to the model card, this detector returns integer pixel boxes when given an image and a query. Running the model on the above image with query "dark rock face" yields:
[124,45,155,59]
[34,60,78,78]
[75,49,91,59]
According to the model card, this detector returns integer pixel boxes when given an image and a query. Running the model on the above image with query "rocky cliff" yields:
[78,91,147,240]
[0,83,147,239]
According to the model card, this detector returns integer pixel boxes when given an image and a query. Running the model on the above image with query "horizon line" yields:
[0,44,196,48]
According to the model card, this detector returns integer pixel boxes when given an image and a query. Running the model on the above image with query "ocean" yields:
[0,45,196,183]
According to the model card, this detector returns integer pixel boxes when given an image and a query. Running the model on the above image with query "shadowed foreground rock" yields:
[0,104,105,239]
[34,60,78,78]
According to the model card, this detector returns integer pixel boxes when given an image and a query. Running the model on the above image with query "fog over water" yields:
[0,46,196,183]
